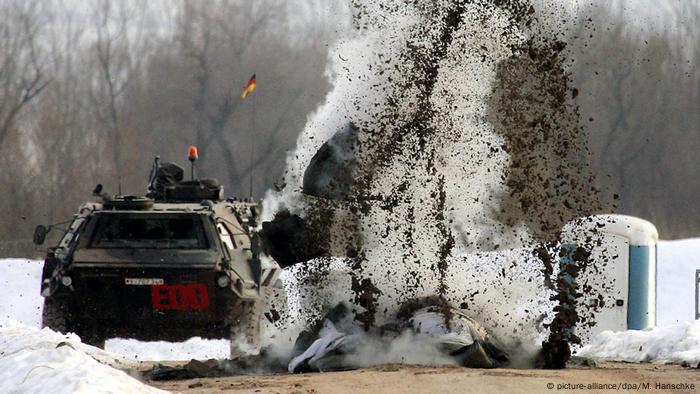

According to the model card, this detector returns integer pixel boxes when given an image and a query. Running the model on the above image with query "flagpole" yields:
[249,86,255,201]
[242,74,256,202]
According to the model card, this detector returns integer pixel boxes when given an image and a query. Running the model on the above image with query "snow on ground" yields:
[0,319,164,394]
[106,337,229,361]
[578,320,700,364]
[657,239,700,326]
[1,259,43,326]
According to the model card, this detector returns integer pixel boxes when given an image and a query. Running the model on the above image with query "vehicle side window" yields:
[217,222,236,250]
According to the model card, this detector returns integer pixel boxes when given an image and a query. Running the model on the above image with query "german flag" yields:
[241,74,257,98]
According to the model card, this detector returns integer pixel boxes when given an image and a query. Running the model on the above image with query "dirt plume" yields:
[261,0,613,369]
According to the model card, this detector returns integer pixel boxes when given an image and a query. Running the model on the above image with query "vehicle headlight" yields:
[61,276,73,286]
[216,275,230,288]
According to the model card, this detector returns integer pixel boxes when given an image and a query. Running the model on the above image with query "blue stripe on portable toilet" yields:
[628,245,651,329]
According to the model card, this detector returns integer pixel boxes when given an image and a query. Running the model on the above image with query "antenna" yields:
[249,171,253,200]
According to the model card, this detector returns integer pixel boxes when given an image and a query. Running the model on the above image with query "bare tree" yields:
[173,1,286,189]
[0,0,50,145]
[89,0,151,192]
[164,0,334,196]
[572,1,700,238]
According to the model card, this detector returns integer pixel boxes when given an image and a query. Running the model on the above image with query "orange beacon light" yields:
[188,146,198,180]
[188,146,199,162]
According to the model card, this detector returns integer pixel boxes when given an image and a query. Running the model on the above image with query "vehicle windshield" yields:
[90,213,209,249]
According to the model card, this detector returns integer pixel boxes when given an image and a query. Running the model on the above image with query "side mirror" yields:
[33,225,49,245]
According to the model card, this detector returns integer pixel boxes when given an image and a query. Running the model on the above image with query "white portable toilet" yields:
[562,214,658,337]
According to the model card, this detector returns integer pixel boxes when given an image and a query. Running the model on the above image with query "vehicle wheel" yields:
[72,324,106,348]
[79,329,106,349]
[229,300,261,359]
[41,297,69,333]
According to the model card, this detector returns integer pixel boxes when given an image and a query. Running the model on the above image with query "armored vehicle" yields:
[34,151,282,357]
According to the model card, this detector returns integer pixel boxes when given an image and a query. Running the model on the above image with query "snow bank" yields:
[0,319,165,394]
[578,320,700,364]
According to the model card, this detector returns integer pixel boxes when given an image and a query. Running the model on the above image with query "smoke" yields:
[261,0,610,368]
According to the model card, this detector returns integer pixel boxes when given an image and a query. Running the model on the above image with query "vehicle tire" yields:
[229,299,261,359]
[77,327,106,349]
[41,297,69,333]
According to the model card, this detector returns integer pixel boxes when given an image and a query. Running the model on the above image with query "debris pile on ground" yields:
[287,299,510,373]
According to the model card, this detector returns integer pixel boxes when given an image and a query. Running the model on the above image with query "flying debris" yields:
[261,0,613,370]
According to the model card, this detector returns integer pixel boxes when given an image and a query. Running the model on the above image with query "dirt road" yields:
[148,362,700,394]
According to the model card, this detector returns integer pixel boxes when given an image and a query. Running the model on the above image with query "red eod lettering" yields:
[150,283,210,310]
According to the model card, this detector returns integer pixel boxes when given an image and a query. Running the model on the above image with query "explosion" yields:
[260,0,611,369]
